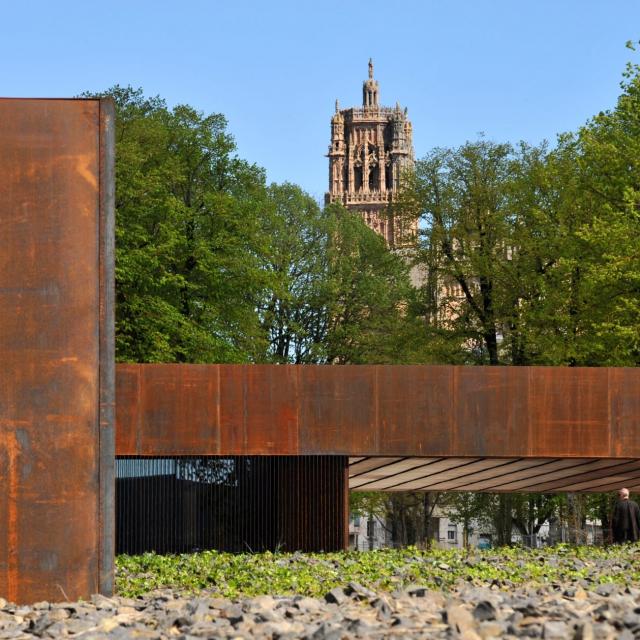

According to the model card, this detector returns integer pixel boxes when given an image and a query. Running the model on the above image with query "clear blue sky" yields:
[2,1,639,201]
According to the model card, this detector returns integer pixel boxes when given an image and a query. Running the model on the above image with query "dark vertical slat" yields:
[115,455,348,554]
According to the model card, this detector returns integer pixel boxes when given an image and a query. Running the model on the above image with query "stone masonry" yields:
[325,60,416,248]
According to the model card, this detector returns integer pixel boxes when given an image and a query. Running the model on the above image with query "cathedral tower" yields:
[325,59,416,247]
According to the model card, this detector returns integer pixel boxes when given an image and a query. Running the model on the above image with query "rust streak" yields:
[1,430,19,603]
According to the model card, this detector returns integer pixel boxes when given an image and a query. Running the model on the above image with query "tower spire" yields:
[362,58,379,107]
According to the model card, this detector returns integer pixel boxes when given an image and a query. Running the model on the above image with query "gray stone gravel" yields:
[2,582,640,639]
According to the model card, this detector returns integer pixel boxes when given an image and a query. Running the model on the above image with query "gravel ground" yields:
[2,580,640,639]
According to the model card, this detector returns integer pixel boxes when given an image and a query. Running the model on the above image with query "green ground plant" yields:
[116,544,640,599]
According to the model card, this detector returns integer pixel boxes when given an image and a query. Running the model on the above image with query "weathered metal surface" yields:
[0,99,114,603]
[99,99,116,598]
[116,364,640,459]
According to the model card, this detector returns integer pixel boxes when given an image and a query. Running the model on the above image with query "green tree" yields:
[510,493,560,547]
[257,194,419,365]
[324,205,419,364]
[444,492,491,548]
[568,47,640,365]
[88,86,271,363]
[500,45,640,367]
[350,492,389,550]
[258,183,332,363]
[396,129,640,368]
[397,140,523,365]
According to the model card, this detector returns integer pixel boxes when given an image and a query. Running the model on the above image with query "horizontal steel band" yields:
[115,364,640,459]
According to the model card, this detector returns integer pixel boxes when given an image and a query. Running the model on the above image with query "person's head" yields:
[619,488,630,500]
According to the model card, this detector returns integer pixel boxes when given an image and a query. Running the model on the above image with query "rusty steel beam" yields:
[0,99,115,603]
[115,364,640,459]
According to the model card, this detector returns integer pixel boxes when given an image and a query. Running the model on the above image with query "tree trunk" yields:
[391,507,398,548]
[424,493,432,549]
[368,513,374,551]
[567,493,587,544]
[494,495,513,546]
[485,330,499,365]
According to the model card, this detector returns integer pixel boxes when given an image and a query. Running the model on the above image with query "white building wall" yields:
[349,515,388,550]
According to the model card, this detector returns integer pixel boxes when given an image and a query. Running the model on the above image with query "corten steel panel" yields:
[455,366,529,457]
[115,364,640,460]
[116,365,301,456]
[139,365,221,456]
[0,99,114,603]
[114,365,140,454]
[609,368,640,458]
[527,367,610,457]
[222,365,299,454]
[376,366,453,456]
[298,366,377,454]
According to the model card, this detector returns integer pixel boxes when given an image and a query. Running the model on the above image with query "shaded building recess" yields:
[116,456,348,554]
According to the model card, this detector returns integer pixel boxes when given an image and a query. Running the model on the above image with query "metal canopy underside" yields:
[348,457,640,493]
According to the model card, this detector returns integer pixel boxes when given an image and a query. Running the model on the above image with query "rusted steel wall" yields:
[0,99,115,603]
[116,364,639,459]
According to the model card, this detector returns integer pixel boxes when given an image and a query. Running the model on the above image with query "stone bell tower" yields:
[325,59,416,247]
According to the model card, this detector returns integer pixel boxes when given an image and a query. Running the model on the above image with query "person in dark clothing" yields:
[611,488,640,543]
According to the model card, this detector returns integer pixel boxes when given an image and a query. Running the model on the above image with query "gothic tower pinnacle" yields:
[362,58,379,107]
